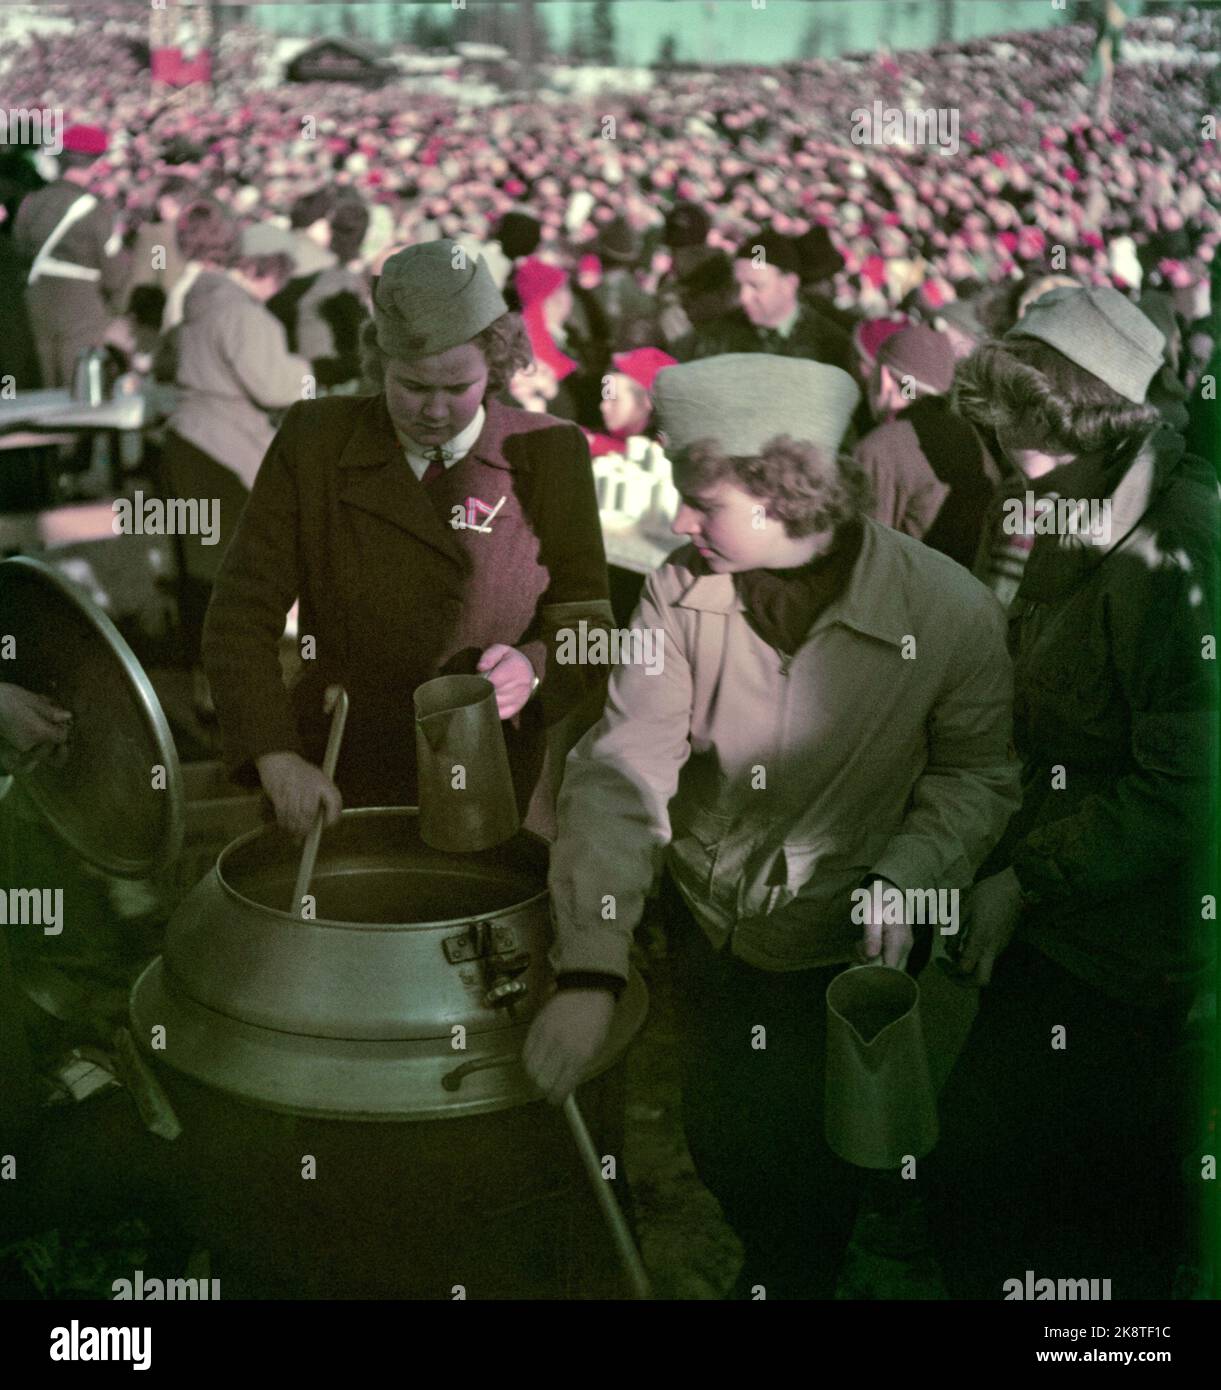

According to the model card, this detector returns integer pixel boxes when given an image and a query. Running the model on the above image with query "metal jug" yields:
[71,346,108,406]
[824,963,939,1169]
[414,674,520,853]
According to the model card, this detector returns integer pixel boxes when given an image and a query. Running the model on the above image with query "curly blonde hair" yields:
[672,436,872,538]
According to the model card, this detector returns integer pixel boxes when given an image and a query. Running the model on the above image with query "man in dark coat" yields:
[654,201,737,349]
[854,323,1001,569]
[0,149,46,390]
[588,215,660,352]
[267,192,371,392]
[203,242,613,839]
[795,224,857,336]
[674,229,853,375]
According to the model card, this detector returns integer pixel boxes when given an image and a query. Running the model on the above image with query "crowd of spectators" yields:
[1,9,1217,320]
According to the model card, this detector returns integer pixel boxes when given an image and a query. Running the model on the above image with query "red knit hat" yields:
[62,124,108,156]
[515,256,567,309]
[611,347,678,395]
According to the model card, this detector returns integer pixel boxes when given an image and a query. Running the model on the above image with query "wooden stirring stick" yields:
[290,685,349,917]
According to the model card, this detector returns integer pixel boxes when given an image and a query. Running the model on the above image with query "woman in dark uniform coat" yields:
[202,240,614,838]
[926,287,1218,1298]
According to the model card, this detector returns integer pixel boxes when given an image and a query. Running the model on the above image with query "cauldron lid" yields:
[0,556,184,876]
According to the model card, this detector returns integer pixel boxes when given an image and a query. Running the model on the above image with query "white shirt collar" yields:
[396,404,486,480]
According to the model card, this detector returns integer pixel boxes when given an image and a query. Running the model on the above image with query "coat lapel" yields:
[337,394,465,565]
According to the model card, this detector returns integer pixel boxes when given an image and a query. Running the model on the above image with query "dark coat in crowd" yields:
[854,395,1002,570]
[0,156,45,390]
[1184,343,1219,480]
[978,423,1219,1008]
[655,246,737,344]
[800,284,858,335]
[0,231,41,392]
[267,264,370,390]
[675,303,854,375]
[547,285,613,430]
[202,394,613,833]
[589,266,660,352]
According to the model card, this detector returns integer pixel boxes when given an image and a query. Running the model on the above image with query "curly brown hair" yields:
[953,337,1162,458]
[175,197,238,266]
[359,312,532,396]
[672,436,872,539]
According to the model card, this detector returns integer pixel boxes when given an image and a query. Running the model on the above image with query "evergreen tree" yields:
[798,15,822,60]
[937,0,957,45]
[591,0,617,65]
[523,4,552,61]
[451,4,496,47]
[568,8,592,62]
[410,7,453,51]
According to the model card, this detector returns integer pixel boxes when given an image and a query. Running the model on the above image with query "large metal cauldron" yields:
[130,809,648,1298]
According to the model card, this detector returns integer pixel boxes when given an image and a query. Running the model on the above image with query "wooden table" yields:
[0,389,150,435]
[0,386,174,498]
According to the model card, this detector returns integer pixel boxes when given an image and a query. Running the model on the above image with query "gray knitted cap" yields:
[1006,285,1165,404]
[653,354,861,457]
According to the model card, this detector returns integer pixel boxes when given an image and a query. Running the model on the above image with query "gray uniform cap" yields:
[374,239,508,359]
[1005,285,1165,404]
[240,223,297,258]
[653,354,862,457]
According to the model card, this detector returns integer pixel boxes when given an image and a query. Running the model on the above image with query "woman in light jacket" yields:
[156,199,309,695]
[525,354,1020,1298]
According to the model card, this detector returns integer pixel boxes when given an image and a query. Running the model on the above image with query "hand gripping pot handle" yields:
[823,963,939,1170]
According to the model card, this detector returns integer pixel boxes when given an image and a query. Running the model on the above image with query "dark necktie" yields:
[420,445,452,485]
[758,327,786,354]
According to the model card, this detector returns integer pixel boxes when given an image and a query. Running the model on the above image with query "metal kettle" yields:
[413,674,520,853]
